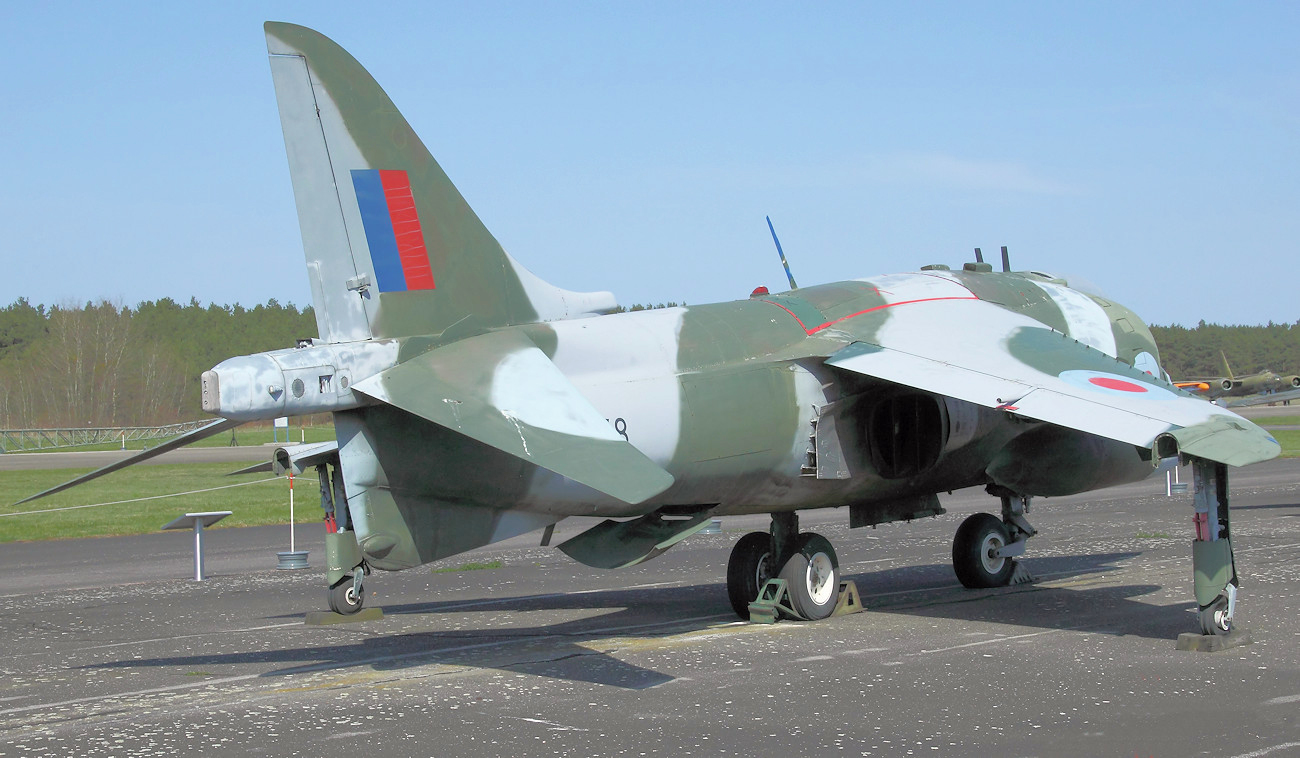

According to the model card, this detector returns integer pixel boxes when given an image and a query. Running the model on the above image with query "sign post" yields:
[161,511,233,581]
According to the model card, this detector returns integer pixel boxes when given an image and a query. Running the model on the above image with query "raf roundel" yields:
[1087,376,1148,393]
[1057,369,1173,399]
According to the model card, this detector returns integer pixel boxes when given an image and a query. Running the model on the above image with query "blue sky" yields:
[3,2,1297,327]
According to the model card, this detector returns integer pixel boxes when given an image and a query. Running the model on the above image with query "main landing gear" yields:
[952,487,1037,589]
[727,512,840,621]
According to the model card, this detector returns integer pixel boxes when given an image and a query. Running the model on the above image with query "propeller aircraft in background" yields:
[24,23,1280,639]
[1175,353,1300,407]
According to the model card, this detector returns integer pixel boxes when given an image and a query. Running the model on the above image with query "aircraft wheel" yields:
[1198,594,1232,636]
[952,513,1015,588]
[328,575,364,615]
[727,532,773,619]
[780,533,840,621]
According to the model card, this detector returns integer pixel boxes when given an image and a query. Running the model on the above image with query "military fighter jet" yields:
[25,22,1280,638]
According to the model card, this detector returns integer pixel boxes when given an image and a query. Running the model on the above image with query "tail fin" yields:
[1220,351,1234,379]
[264,22,615,343]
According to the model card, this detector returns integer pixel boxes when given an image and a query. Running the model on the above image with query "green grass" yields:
[432,560,504,574]
[1273,429,1300,458]
[1254,415,1300,428]
[0,462,299,543]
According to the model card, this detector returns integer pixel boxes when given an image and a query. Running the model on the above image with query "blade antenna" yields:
[974,247,984,264]
[766,216,798,290]
[1001,245,1010,272]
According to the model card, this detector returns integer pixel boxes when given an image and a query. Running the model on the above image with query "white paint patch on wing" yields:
[1034,281,1117,357]
[489,348,623,441]
[855,272,976,303]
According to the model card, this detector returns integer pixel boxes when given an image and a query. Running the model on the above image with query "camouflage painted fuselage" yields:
[297,268,1163,571]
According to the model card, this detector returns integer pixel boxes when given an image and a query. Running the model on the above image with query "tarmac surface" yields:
[2,459,1300,757]
[0,444,276,471]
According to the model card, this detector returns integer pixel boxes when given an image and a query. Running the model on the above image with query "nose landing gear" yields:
[953,488,1037,589]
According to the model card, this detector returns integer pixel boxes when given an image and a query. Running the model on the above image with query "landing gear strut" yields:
[727,512,840,621]
[1190,458,1239,636]
[952,488,1037,588]
[317,459,368,615]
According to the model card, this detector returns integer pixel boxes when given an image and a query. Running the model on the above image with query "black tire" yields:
[328,575,364,615]
[952,513,1015,588]
[1198,594,1232,636]
[727,532,773,619]
[779,532,840,621]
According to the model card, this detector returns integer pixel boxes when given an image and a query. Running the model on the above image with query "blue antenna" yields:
[765,216,798,290]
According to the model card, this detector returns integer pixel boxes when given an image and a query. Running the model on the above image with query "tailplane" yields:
[264,22,615,343]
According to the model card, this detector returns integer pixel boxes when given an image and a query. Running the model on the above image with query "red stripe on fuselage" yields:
[378,170,436,290]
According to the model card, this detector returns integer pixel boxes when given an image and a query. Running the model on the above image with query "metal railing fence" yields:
[0,421,213,452]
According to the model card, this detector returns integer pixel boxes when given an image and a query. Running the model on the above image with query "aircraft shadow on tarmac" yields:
[848,556,1193,642]
[82,550,1199,688]
[82,583,731,690]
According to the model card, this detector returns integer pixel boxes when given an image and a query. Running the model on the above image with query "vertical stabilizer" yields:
[264,22,615,343]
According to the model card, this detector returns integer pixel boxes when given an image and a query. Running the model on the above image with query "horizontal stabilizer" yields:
[557,508,715,569]
[351,330,674,504]
[15,418,241,504]
[825,298,1279,467]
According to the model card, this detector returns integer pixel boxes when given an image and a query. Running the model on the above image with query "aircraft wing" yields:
[351,330,674,504]
[1227,387,1300,408]
[825,298,1279,467]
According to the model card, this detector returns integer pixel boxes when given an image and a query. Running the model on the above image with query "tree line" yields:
[0,298,315,428]
[1149,321,1300,381]
[0,297,1296,428]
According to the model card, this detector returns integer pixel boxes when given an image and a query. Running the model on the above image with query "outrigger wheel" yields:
[953,513,1016,588]
[328,573,364,615]
[1199,592,1233,636]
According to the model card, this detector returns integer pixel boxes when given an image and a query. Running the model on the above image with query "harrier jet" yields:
[28,23,1278,638]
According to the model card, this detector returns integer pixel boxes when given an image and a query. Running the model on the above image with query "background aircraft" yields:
[25,23,1279,639]
[1175,352,1300,401]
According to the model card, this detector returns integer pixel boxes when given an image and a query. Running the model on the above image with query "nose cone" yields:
[201,354,286,421]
